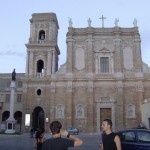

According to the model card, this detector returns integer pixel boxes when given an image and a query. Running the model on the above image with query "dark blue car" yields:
[116,129,150,150]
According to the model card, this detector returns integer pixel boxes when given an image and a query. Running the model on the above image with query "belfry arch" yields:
[37,60,44,73]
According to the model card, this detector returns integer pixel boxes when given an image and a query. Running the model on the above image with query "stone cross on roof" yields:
[99,15,106,28]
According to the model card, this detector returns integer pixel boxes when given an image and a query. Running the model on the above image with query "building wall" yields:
[1,13,150,133]
[142,96,150,129]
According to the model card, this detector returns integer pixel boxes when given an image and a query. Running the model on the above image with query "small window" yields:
[100,57,109,73]
[17,94,22,102]
[37,89,41,96]
[5,94,10,103]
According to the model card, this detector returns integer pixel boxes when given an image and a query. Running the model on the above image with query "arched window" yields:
[37,60,44,73]
[39,30,45,41]
[2,111,9,121]
[14,111,22,124]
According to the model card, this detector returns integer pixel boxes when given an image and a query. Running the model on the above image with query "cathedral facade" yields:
[0,13,150,132]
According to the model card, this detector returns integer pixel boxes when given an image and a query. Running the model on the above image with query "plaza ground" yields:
[0,132,101,150]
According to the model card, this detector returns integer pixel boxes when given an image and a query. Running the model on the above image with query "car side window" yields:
[121,131,136,142]
[137,131,150,143]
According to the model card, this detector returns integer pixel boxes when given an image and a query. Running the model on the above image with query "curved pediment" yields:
[99,48,110,53]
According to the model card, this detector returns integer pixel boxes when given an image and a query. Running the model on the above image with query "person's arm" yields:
[33,139,37,148]
[114,135,122,150]
[100,132,103,150]
[100,143,104,150]
[61,130,83,146]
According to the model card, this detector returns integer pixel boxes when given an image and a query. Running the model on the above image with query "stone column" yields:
[87,81,94,132]
[136,81,144,123]
[25,51,29,75]
[5,80,16,133]
[47,51,52,75]
[52,50,56,74]
[66,32,74,74]
[29,51,34,76]
[66,81,73,127]
[115,80,125,130]
[86,33,93,73]
[50,81,56,122]
[133,38,142,72]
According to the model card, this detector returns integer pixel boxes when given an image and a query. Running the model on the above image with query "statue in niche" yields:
[77,105,84,118]
[57,105,64,118]
[128,105,135,118]
[40,34,45,40]
[12,69,16,81]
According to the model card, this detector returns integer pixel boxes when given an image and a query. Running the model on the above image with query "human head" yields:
[36,130,43,139]
[101,119,112,132]
[49,121,62,135]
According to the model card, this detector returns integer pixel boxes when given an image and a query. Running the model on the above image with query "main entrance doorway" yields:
[100,108,111,127]
[32,106,45,130]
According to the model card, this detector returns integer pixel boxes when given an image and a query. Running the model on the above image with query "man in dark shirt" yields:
[100,119,122,150]
[42,121,83,150]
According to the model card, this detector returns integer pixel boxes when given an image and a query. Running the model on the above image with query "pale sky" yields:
[0,0,150,73]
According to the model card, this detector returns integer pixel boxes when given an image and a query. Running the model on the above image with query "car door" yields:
[136,130,150,150]
[120,131,138,150]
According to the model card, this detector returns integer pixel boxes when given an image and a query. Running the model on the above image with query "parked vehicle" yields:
[66,127,79,134]
[116,129,150,150]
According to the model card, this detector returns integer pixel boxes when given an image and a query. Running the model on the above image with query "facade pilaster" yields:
[115,80,125,130]
[50,81,56,122]
[47,51,52,75]
[87,81,94,132]
[86,31,93,73]
[52,50,56,74]
[114,36,122,72]
[133,38,142,71]
[26,51,29,75]
[66,32,75,73]
[136,81,144,123]
[66,81,73,127]
[29,51,33,76]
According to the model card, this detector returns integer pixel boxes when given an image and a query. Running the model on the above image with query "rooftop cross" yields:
[99,15,106,28]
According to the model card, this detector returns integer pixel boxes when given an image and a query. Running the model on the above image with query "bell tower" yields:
[25,13,60,77]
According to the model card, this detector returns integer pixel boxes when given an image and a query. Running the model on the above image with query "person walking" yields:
[42,120,83,150]
[34,129,45,150]
[100,119,122,150]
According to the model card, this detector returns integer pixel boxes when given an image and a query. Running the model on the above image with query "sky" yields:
[0,0,150,73]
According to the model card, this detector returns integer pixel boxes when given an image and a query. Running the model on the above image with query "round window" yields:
[37,89,41,96]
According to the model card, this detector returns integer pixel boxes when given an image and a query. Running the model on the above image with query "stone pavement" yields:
[0,132,101,150]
